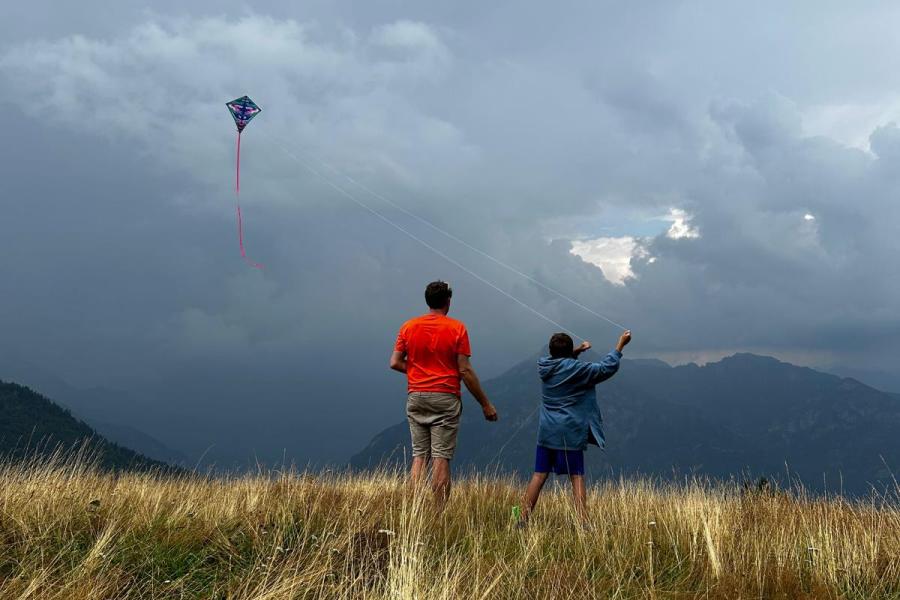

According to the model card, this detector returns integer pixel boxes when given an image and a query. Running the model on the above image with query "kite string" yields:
[269,135,628,332]
[267,135,583,340]
[491,403,540,465]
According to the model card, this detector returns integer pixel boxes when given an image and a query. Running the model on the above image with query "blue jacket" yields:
[536,350,622,451]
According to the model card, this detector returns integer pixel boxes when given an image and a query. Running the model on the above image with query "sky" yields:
[2,1,900,466]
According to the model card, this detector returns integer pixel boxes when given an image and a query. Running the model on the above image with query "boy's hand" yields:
[575,341,591,356]
[482,402,499,422]
[616,330,632,353]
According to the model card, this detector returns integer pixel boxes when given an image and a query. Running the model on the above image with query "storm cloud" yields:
[2,1,899,466]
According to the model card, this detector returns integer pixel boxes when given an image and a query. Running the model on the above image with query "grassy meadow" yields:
[0,456,898,599]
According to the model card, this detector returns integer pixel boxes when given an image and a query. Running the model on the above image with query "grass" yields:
[0,455,898,599]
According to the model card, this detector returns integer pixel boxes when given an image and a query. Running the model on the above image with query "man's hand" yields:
[574,341,591,356]
[616,330,632,353]
[458,354,498,423]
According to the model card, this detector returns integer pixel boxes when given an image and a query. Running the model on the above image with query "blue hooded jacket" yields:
[536,350,622,451]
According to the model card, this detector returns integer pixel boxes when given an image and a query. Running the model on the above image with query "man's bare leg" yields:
[410,456,430,488]
[431,457,452,507]
[521,472,549,522]
[570,474,588,523]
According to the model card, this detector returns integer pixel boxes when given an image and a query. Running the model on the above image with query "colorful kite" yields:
[226,95,262,268]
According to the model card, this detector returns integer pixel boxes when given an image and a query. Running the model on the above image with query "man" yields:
[390,280,499,503]
[519,329,631,525]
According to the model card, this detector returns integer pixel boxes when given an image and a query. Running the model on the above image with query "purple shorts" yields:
[534,445,584,475]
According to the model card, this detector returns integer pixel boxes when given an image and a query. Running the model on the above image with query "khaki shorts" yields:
[406,392,462,460]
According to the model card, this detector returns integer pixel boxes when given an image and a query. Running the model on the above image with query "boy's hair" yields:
[549,332,575,358]
[424,280,453,309]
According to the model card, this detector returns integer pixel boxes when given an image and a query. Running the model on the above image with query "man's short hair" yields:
[425,280,453,309]
[549,332,575,358]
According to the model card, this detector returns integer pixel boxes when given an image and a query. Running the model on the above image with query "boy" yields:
[519,329,631,525]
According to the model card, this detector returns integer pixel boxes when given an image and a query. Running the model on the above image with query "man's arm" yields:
[457,354,498,421]
[389,351,407,373]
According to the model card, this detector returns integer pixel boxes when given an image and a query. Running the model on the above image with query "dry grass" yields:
[0,456,898,599]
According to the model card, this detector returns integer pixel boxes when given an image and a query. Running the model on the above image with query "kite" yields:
[226,95,263,268]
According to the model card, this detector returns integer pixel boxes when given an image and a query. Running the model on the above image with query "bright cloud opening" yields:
[569,236,647,285]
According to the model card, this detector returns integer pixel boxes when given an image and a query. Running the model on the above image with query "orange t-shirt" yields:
[394,314,472,395]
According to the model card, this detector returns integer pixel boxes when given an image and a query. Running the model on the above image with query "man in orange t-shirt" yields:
[390,280,499,502]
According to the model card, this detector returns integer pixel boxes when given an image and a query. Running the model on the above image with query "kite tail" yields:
[237,204,263,269]
[235,131,263,269]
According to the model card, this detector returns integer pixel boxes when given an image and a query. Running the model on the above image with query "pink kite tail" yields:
[237,204,263,269]
[235,131,263,269]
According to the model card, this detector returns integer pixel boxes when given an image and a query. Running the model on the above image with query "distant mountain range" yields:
[0,380,172,471]
[351,353,900,496]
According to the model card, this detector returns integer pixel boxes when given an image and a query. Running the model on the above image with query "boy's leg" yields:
[522,472,549,520]
[522,446,556,522]
[569,475,588,523]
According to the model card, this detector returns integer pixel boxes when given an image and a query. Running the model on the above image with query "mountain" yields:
[0,380,173,471]
[351,353,900,495]
[0,362,188,465]
[829,366,900,395]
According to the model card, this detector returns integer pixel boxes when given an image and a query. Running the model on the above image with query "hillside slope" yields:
[0,380,171,471]
[0,362,188,465]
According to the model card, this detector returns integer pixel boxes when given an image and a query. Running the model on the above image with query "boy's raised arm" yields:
[615,330,632,353]
[586,330,632,384]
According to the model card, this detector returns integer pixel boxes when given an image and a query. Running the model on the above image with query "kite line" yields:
[227,96,263,269]
[267,134,632,341]
[309,152,627,331]
[266,134,628,336]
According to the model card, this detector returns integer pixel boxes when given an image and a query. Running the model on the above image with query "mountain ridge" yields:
[351,352,900,495]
